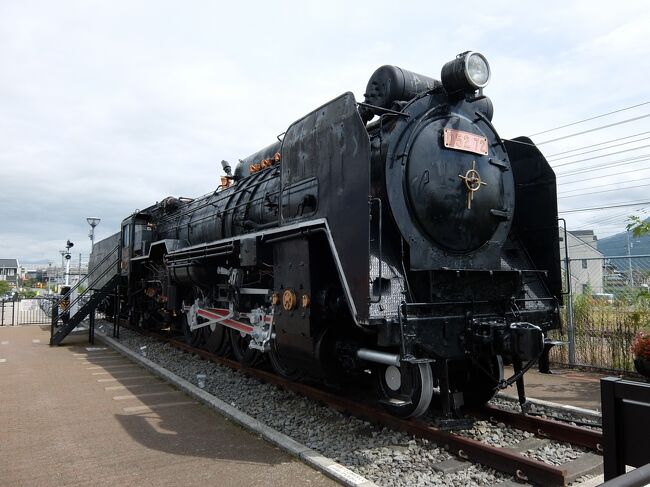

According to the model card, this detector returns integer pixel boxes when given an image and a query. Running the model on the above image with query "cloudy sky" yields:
[1,0,649,265]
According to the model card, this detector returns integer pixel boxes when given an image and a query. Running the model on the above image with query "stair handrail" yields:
[51,273,120,344]
[58,245,119,301]
[55,264,119,320]
[52,247,119,324]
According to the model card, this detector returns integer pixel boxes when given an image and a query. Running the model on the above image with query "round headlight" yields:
[441,51,491,94]
[465,52,490,88]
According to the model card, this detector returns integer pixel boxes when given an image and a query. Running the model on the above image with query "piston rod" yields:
[357,348,401,367]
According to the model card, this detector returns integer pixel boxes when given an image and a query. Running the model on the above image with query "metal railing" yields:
[600,463,650,487]
[0,297,53,326]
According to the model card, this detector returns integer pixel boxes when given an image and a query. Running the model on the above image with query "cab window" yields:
[122,225,130,248]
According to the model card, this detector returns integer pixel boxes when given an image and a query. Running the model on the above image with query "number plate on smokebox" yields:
[443,128,488,156]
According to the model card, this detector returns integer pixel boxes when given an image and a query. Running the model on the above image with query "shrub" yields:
[631,331,650,359]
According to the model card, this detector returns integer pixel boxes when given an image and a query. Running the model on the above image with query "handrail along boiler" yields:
[101,51,561,426]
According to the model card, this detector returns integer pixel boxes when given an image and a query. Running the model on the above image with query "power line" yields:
[558,176,650,193]
[564,204,649,241]
[545,131,650,158]
[558,166,650,186]
[565,238,606,251]
[559,201,650,214]
[572,208,641,230]
[572,215,635,233]
[537,114,650,145]
[552,144,650,168]
[547,135,650,162]
[560,207,646,250]
[564,239,599,252]
[581,214,647,234]
[558,182,650,199]
[529,101,650,137]
[557,154,650,177]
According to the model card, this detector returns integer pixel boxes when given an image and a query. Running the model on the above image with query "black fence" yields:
[0,298,53,326]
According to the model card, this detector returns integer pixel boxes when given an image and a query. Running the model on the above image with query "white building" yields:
[559,230,604,295]
[0,259,20,285]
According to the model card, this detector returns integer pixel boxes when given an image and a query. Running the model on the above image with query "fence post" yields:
[113,284,120,339]
[12,300,16,326]
[559,218,576,366]
[566,255,575,366]
[89,309,95,345]
[1,301,4,326]
[50,298,58,345]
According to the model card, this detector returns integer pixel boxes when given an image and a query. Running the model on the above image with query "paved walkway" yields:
[0,325,338,487]
[505,367,606,411]
[503,366,609,411]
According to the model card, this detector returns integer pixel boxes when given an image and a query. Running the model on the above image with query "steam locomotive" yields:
[93,51,562,426]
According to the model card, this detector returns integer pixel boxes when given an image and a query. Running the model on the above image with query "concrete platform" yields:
[0,325,338,487]
[504,366,607,411]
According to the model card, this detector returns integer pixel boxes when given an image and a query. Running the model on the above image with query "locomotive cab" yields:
[121,215,155,264]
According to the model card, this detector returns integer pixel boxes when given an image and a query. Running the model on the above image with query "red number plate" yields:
[443,128,488,156]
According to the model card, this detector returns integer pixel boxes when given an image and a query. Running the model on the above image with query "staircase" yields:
[50,245,119,346]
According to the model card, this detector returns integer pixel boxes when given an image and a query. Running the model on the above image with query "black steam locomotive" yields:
[98,51,561,426]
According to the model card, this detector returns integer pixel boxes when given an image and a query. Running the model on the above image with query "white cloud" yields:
[1,0,649,262]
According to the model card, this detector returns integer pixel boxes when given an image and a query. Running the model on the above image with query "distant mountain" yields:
[597,219,650,271]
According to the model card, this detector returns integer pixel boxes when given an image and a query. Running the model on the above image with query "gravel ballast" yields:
[97,324,598,486]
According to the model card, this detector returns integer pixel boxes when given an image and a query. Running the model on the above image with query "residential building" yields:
[0,259,20,286]
[558,230,604,295]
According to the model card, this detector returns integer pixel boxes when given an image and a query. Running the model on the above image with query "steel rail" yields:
[124,328,584,486]
[472,405,602,452]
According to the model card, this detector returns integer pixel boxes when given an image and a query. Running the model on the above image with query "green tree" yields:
[22,278,36,288]
[627,216,650,237]
[0,281,11,295]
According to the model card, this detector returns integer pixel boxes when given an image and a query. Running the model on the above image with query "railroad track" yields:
[108,323,603,486]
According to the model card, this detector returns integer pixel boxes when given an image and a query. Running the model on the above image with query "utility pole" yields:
[627,230,634,287]
[78,253,82,285]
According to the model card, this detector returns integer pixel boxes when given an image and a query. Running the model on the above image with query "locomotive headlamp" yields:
[441,51,491,94]
[466,53,490,87]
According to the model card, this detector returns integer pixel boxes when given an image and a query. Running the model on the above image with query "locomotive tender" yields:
[96,51,562,425]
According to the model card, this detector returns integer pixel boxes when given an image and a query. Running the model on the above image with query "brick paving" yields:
[0,326,338,487]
